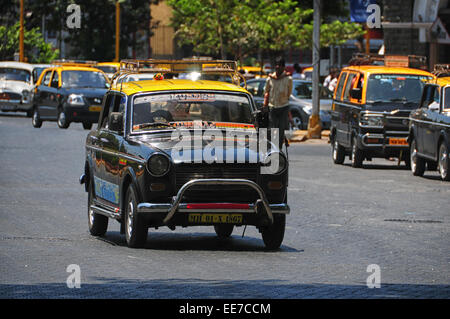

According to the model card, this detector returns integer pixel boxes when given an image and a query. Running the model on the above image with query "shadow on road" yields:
[96,231,301,253]
[1,278,449,298]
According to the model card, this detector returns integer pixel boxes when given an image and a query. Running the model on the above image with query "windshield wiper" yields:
[134,122,174,130]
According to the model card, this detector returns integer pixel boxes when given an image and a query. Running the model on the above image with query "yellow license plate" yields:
[389,138,408,146]
[89,105,102,112]
[188,214,242,224]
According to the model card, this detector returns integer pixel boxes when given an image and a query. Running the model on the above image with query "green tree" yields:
[0,22,59,63]
[168,0,365,62]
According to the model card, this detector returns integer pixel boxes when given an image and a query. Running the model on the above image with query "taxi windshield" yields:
[132,92,253,132]
[0,68,31,82]
[61,70,108,88]
[444,86,450,111]
[366,74,432,106]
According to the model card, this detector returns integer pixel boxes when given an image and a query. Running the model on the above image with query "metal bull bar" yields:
[137,179,290,225]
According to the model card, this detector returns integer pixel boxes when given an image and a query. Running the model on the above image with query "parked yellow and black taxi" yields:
[409,64,450,180]
[79,59,290,249]
[330,55,434,168]
[31,60,109,129]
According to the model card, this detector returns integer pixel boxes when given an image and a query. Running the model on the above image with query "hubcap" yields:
[292,117,302,130]
[127,201,134,237]
[58,111,65,126]
[411,142,417,172]
[439,145,448,178]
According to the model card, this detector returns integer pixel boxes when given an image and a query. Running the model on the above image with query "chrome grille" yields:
[175,163,259,202]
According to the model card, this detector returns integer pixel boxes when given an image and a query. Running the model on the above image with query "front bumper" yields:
[137,179,290,226]
[360,133,409,149]
[64,104,101,123]
[0,99,33,111]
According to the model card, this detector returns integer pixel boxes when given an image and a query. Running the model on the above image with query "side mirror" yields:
[108,112,123,132]
[350,88,362,100]
[428,102,439,112]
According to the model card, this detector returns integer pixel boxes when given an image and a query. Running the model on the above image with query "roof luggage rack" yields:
[348,53,427,70]
[433,64,450,77]
[112,59,246,88]
[52,59,97,67]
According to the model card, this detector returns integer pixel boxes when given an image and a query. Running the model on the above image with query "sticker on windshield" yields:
[134,93,248,105]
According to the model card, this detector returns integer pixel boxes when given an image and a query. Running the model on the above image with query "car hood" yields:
[363,102,418,114]
[62,87,108,97]
[0,80,33,93]
[127,130,279,164]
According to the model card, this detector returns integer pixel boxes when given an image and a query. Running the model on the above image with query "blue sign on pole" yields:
[350,0,377,23]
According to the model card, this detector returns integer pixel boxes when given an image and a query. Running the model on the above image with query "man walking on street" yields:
[263,56,293,149]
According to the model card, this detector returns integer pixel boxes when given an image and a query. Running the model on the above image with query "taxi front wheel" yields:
[410,139,425,176]
[125,185,148,248]
[438,142,450,181]
[57,108,70,129]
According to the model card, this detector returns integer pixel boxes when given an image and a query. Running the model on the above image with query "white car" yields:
[0,61,35,116]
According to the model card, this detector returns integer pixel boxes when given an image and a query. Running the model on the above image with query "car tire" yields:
[261,214,285,250]
[332,137,345,164]
[125,185,148,248]
[410,139,425,177]
[31,107,42,128]
[438,142,450,181]
[351,136,364,168]
[87,182,108,236]
[290,112,303,130]
[82,122,93,130]
[57,108,70,129]
[214,224,234,238]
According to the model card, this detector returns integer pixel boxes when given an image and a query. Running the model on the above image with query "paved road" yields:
[0,113,449,299]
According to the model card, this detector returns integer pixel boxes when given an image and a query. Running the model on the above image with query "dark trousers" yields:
[269,106,289,149]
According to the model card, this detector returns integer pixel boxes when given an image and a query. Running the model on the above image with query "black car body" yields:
[330,65,434,168]
[79,59,290,249]
[409,82,450,180]
[245,78,332,130]
[31,65,109,129]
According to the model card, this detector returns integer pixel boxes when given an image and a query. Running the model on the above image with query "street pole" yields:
[115,1,120,62]
[19,0,24,62]
[307,0,322,139]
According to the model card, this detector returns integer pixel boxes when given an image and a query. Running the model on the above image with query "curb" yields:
[287,130,330,144]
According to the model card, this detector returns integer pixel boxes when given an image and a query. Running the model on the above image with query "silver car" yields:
[0,62,36,116]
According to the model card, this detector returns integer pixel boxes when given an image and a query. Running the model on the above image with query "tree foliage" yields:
[0,22,59,63]
[168,0,365,61]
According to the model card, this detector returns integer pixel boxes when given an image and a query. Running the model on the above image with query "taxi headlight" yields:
[22,89,30,102]
[261,152,287,175]
[68,94,85,105]
[360,114,383,127]
[146,153,171,177]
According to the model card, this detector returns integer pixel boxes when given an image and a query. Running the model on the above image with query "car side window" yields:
[42,70,52,86]
[100,94,115,129]
[334,72,347,101]
[100,94,123,131]
[343,73,357,102]
[247,81,263,97]
[444,86,450,111]
[50,71,59,88]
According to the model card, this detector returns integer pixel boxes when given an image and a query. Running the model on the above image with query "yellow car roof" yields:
[111,79,249,96]
[436,77,450,86]
[55,66,105,72]
[342,65,434,77]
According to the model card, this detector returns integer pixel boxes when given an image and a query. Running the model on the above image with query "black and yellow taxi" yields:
[31,60,109,129]
[330,55,434,168]
[409,65,450,180]
[79,59,290,249]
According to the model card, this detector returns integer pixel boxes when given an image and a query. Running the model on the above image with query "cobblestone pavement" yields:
[0,114,449,299]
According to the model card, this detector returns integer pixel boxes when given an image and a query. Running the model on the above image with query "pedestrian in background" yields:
[263,56,293,148]
[292,63,304,79]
